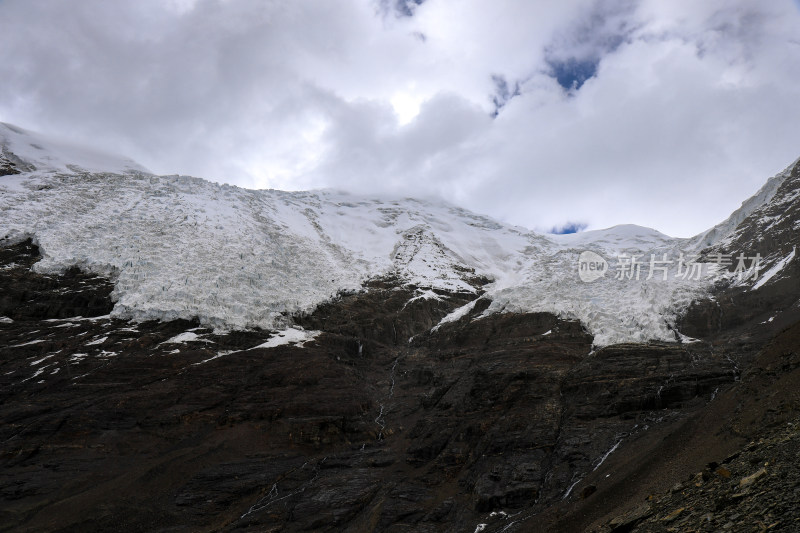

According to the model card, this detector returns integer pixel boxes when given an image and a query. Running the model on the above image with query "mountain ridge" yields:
[3,121,795,347]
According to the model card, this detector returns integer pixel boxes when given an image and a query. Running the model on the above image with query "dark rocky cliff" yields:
[2,229,797,532]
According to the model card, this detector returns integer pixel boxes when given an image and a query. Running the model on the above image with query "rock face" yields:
[4,236,794,533]
[1,137,36,175]
[0,240,114,320]
[592,321,800,533]
[0,154,21,176]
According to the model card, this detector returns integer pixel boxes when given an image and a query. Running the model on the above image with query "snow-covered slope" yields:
[1,124,794,346]
[0,170,545,328]
[0,122,147,175]
[550,224,675,252]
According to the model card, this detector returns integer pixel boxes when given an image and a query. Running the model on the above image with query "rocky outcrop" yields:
[607,418,800,532]
[0,154,20,176]
[0,144,35,176]
[0,239,114,320]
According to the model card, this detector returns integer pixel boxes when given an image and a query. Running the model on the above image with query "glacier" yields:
[0,122,788,346]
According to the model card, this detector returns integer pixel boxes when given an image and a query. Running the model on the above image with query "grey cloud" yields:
[1,0,799,237]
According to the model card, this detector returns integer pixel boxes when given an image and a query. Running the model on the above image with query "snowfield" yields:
[0,122,793,346]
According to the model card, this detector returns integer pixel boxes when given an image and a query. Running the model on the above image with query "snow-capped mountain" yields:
[1,122,795,346]
[3,122,800,533]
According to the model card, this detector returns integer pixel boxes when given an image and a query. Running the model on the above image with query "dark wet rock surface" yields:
[543,316,800,533]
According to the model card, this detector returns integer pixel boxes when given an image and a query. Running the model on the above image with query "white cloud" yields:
[1,0,799,237]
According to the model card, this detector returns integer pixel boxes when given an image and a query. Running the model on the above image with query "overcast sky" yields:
[2,0,800,237]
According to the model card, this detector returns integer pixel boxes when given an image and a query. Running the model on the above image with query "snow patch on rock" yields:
[753,247,796,290]
[254,327,321,349]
